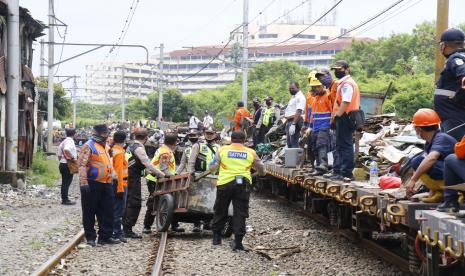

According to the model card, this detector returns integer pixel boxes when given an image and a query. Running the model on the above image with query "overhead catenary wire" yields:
[248,0,279,24]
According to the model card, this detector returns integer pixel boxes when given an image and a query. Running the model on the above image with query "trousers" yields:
[212,181,250,237]
[411,155,445,180]
[444,154,465,201]
[335,114,354,178]
[311,129,330,167]
[80,180,114,242]
[143,180,157,228]
[122,176,142,229]
[285,120,302,148]
[113,184,128,238]
[59,163,73,202]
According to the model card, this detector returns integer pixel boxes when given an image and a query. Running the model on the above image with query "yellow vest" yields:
[262,107,275,127]
[199,143,219,170]
[217,144,256,185]
[146,144,176,181]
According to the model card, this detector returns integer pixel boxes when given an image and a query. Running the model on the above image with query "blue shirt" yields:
[425,132,457,161]
[435,49,465,122]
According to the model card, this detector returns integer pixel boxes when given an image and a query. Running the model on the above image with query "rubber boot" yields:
[437,198,459,213]
[212,231,222,245]
[420,175,444,203]
[231,235,244,251]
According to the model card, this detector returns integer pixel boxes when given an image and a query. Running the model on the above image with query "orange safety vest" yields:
[112,144,128,192]
[310,91,332,131]
[304,91,314,127]
[328,79,338,106]
[86,140,113,184]
[333,76,360,114]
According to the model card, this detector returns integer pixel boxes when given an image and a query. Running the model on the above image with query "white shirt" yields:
[338,75,354,103]
[203,115,213,128]
[57,137,77,164]
[284,91,306,117]
[188,116,200,129]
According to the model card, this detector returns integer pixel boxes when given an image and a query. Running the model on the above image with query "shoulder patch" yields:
[455,58,464,66]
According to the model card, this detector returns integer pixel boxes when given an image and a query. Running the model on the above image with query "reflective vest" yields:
[217,144,256,186]
[304,91,314,127]
[333,76,360,114]
[329,79,338,106]
[112,144,128,191]
[146,144,176,181]
[197,143,219,171]
[126,142,145,177]
[262,107,275,127]
[184,146,193,160]
[310,91,332,131]
[85,140,113,184]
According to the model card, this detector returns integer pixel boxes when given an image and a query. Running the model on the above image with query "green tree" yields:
[145,89,190,122]
[37,78,71,120]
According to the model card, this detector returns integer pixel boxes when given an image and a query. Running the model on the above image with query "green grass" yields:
[26,151,61,187]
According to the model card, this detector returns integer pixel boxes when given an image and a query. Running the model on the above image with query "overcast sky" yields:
[20,0,463,91]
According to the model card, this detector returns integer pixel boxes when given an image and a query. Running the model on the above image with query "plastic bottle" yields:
[369,160,379,186]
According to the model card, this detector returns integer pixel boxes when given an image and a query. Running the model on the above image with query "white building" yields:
[85,24,368,104]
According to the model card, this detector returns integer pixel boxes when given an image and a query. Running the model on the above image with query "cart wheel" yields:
[156,194,175,232]
[222,216,233,238]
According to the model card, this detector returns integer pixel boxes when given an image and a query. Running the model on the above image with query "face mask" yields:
[253,103,260,109]
[92,134,107,144]
[289,89,297,95]
[189,138,198,143]
[334,70,346,79]
[320,75,333,87]
[266,100,272,106]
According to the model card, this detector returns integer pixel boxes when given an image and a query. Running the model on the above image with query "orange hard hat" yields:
[455,136,465,159]
[412,108,441,127]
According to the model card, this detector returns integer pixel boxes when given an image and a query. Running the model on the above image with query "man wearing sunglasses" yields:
[435,28,465,141]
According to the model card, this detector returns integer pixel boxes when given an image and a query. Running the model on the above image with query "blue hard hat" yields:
[440,28,465,42]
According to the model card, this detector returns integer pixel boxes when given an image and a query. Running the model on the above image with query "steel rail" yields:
[31,229,85,276]
[151,232,168,276]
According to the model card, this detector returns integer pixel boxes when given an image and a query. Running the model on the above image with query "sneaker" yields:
[61,200,76,205]
[86,240,96,247]
[323,172,334,178]
[142,227,152,234]
[437,200,459,213]
[330,175,344,181]
[124,230,142,239]
[98,237,121,245]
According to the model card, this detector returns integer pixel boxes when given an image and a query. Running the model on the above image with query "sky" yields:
[20,0,463,92]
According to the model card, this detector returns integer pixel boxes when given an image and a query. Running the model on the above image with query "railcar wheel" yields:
[156,194,175,232]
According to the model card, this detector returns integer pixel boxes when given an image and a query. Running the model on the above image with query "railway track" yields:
[146,232,169,276]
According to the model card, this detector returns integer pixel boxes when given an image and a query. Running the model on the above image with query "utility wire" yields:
[249,0,279,24]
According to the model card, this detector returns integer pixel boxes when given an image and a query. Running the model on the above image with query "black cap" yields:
[237,101,244,107]
[331,60,349,70]
[93,124,109,134]
[440,28,465,42]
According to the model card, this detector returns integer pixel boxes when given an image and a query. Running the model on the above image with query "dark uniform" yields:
[434,29,465,141]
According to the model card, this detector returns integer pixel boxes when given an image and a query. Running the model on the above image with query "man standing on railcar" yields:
[210,131,265,251]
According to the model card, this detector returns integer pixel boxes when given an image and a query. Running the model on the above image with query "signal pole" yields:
[158,43,164,125]
[435,0,449,81]
[241,0,249,104]
[47,0,55,153]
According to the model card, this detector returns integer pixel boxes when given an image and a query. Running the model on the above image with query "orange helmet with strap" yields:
[412,108,441,127]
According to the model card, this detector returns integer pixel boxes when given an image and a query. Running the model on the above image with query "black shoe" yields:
[61,200,76,205]
[118,236,128,243]
[124,229,142,239]
[330,175,344,181]
[437,200,459,213]
[231,235,245,251]
[203,221,212,231]
[86,240,96,247]
[323,172,334,178]
[143,227,152,234]
[171,226,185,233]
[212,232,222,245]
[98,237,121,245]
[310,170,324,176]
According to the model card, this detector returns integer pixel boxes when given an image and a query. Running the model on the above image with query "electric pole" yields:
[158,43,164,126]
[72,76,77,127]
[40,39,45,78]
[242,0,249,104]
[47,0,55,153]
[121,66,125,122]
[6,0,20,172]
[435,0,449,81]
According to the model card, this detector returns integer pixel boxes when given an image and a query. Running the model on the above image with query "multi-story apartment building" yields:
[85,24,367,104]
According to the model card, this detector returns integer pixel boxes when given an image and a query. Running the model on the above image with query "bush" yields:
[27,151,61,187]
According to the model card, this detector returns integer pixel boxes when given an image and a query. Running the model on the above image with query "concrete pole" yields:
[72,76,77,127]
[435,0,449,81]
[6,0,20,171]
[121,66,125,122]
[138,64,142,97]
[47,0,55,153]
[158,43,164,125]
[40,39,45,78]
[241,0,249,104]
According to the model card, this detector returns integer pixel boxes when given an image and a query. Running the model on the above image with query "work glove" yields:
[288,124,296,136]
[80,184,90,194]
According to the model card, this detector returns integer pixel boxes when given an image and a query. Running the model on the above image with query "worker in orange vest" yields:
[330,60,360,181]
[111,130,129,243]
[78,124,120,246]
[302,72,316,166]
[233,101,252,132]
[315,67,338,106]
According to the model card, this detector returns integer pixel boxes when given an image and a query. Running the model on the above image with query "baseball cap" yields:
[331,60,349,70]
[440,28,465,43]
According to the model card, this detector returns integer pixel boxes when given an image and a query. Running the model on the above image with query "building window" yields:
[258,33,278,39]
[320,36,329,40]
[294,34,315,39]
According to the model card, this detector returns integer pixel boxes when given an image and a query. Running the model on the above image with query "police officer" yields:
[123,128,165,238]
[209,131,265,251]
[78,124,120,246]
[176,129,200,174]
[435,28,465,141]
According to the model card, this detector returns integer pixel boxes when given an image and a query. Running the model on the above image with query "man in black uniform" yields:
[435,28,465,141]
